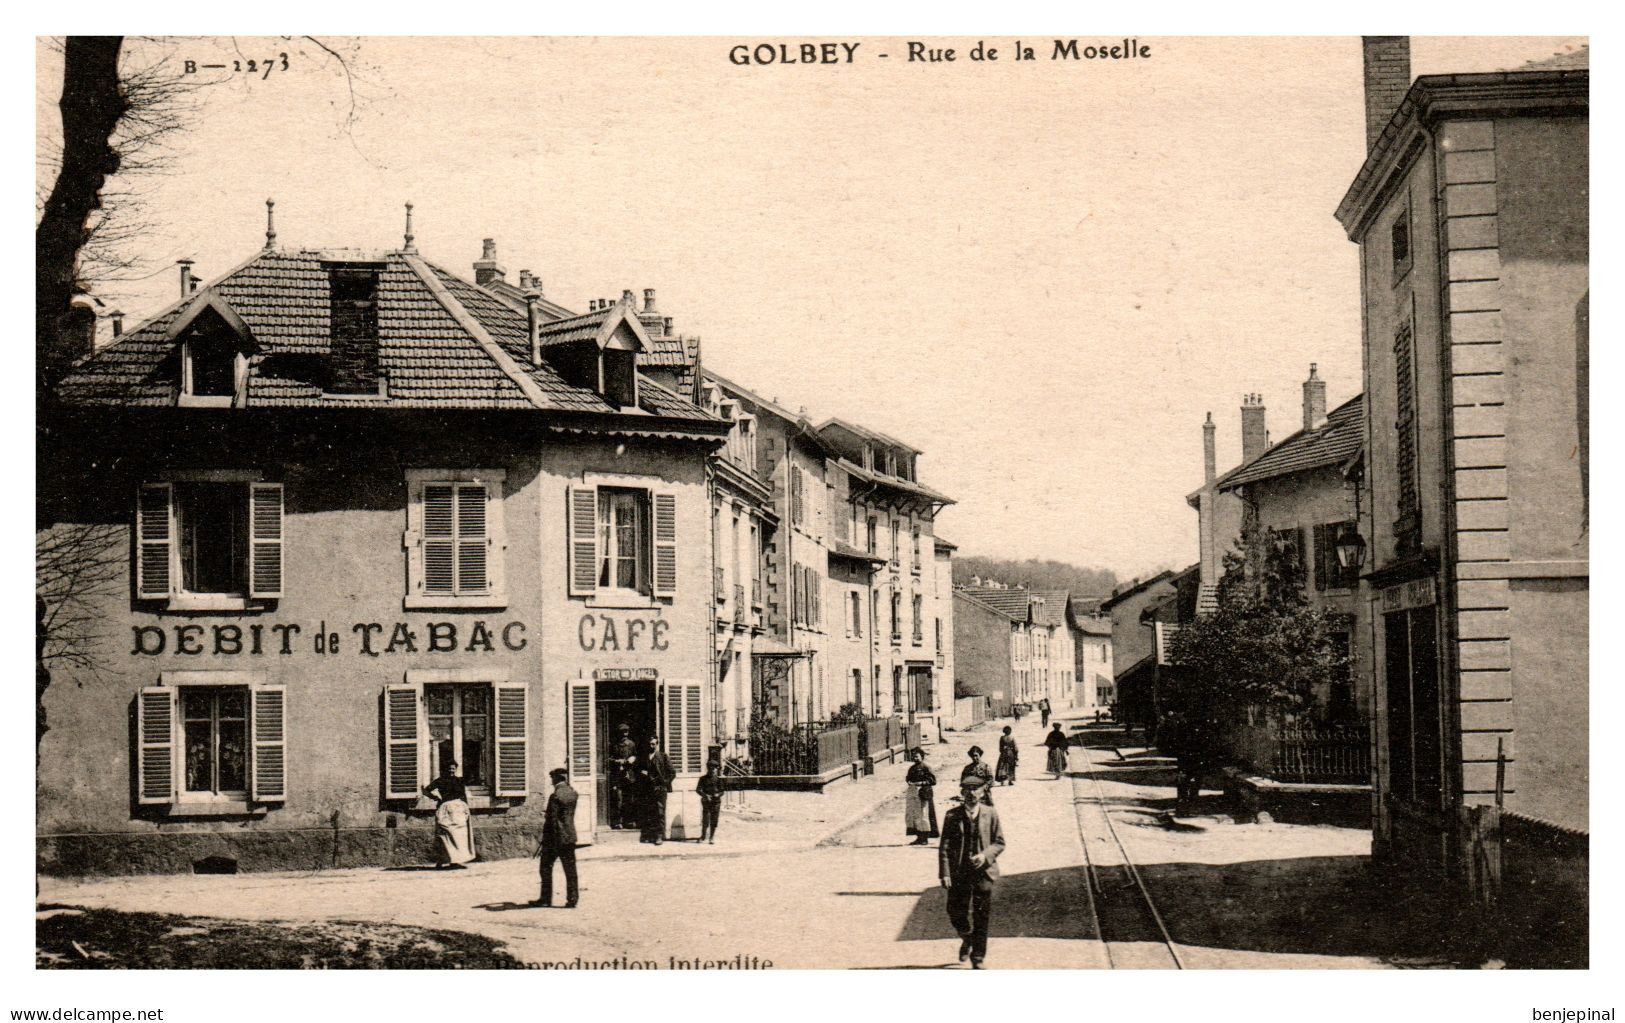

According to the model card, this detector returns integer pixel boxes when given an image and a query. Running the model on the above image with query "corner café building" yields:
[38,232,729,875]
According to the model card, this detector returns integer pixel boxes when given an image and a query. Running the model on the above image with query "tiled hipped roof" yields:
[1217,394,1364,491]
[1027,590,1071,628]
[58,250,715,423]
[957,587,1031,621]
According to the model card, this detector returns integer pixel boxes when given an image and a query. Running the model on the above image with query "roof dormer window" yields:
[168,292,255,408]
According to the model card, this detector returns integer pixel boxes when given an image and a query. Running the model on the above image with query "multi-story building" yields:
[1336,38,1587,942]
[1214,369,1369,723]
[1028,590,1079,710]
[1073,611,1114,712]
[951,587,1030,718]
[1098,570,1178,729]
[36,224,731,873]
[818,420,954,728]
[929,537,958,734]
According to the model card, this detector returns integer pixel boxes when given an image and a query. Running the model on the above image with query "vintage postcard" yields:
[31,32,1588,992]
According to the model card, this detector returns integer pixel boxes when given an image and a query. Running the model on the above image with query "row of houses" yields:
[1107,39,1587,951]
[35,222,956,874]
[951,581,1112,720]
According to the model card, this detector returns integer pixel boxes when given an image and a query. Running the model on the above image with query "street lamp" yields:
[1335,529,1368,571]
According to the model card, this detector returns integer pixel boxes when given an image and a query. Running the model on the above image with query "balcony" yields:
[733,584,746,625]
[751,578,762,607]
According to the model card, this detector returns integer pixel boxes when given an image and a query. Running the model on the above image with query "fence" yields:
[749,722,859,776]
[954,696,987,729]
[1269,722,1370,784]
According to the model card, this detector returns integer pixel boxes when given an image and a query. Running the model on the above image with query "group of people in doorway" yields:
[900,712,1076,968]
[606,723,680,844]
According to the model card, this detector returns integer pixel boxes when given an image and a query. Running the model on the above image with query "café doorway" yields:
[594,680,657,829]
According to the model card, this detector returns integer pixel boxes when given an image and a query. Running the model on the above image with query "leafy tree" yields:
[1165,522,1350,729]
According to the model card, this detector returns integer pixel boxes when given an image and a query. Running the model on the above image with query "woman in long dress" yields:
[995,726,1018,786]
[424,761,476,868]
[904,750,938,844]
[1044,722,1070,778]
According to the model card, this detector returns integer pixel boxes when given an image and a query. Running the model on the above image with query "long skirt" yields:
[434,799,476,864]
[995,753,1017,783]
[905,784,939,837]
[1046,748,1069,775]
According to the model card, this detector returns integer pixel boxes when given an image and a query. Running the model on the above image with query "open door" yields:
[566,678,596,843]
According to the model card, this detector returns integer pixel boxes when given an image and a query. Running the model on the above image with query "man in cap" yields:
[938,777,1005,969]
[608,722,638,829]
[533,767,579,908]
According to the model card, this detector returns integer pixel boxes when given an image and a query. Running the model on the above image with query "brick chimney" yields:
[1241,393,1269,463]
[639,288,666,338]
[177,259,194,299]
[1203,411,1216,484]
[1361,36,1411,152]
[473,238,506,287]
[526,289,543,366]
[109,309,125,338]
[1302,363,1328,432]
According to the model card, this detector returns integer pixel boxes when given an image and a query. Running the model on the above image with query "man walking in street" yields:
[533,767,579,908]
[640,735,675,844]
[608,723,639,829]
[939,778,1005,969]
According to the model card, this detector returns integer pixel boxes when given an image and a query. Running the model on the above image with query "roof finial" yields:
[264,198,277,250]
[403,202,416,253]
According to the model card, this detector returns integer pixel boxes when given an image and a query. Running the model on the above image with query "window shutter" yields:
[494,681,528,797]
[652,492,678,597]
[137,685,177,804]
[136,484,173,599]
[422,484,455,595]
[567,679,596,822]
[1313,524,1329,592]
[684,683,704,774]
[456,484,488,593]
[383,683,423,800]
[248,483,284,598]
[567,486,599,596]
[251,685,288,802]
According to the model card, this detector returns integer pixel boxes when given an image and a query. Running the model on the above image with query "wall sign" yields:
[593,667,660,681]
[1380,577,1437,614]
[132,619,528,657]
[577,614,670,652]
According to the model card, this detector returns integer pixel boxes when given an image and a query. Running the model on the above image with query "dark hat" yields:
[549,767,569,782]
[618,723,631,732]
[967,745,984,757]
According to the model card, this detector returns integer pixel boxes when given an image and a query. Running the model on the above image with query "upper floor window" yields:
[168,293,255,408]
[1390,205,1412,284]
[911,594,924,644]
[1314,521,1362,591]
[137,478,282,608]
[568,482,677,603]
[406,470,507,608]
[790,466,805,526]
[911,525,921,573]
[866,516,877,554]
[890,520,900,566]
[890,592,902,642]
[186,335,241,400]
[850,590,863,638]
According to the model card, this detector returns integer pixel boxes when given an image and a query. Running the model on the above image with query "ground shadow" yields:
[892,855,1511,965]
[475,901,539,913]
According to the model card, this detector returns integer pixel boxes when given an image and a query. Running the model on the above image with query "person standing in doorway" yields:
[423,760,474,868]
[608,723,639,830]
[995,726,1018,786]
[1045,722,1070,778]
[640,736,675,844]
[939,778,1005,969]
[533,768,579,907]
[697,761,725,844]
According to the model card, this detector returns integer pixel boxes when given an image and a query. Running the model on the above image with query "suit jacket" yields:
[541,781,579,849]
[644,751,676,792]
[939,803,1005,883]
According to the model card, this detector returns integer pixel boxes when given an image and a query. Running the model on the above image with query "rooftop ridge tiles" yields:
[400,254,548,409]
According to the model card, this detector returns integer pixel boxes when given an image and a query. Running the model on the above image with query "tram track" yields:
[1069,745,1185,969]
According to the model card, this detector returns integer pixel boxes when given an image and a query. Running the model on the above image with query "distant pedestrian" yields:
[533,768,579,907]
[640,737,675,844]
[995,726,1018,786]
[905,750,939,844]
[1044,722,1070,778]
[697,761,725,844]
[939,778,1005,969]
[1039,698,1052,728]
[960,746,994,804]
[424,761,475,868]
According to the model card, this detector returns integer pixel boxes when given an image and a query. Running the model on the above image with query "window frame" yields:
[568,475,677,609]
[141,669,282,813]
[404,469,507,610]
[139,472,281,612]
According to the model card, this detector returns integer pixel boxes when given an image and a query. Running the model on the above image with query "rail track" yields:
[1069,745,1185,969]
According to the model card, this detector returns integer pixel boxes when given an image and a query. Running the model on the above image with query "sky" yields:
[36,35,1587,581]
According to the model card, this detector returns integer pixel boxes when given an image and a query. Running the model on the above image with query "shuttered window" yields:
[385,679,527,801]
[136,481,282,603]
[1394,316,1421,553]
[383,683,423,800]
[493,682,529,797]
[136,681,287,806]
[567,485,678,601]
[663,682,705,776]
[406,471,505,607]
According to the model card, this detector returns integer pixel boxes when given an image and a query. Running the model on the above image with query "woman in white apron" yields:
[424,761,476,867]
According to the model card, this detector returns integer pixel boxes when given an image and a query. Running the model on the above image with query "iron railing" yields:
[749,721,859,776]
[1269,722,1370,784]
